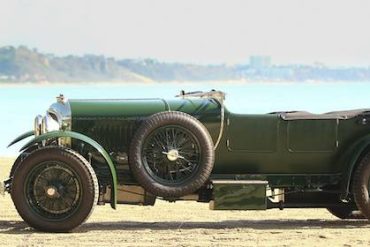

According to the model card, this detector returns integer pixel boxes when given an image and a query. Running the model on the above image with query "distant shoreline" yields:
[3,46,370,84]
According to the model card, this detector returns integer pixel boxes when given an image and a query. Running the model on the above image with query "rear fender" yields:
[20,130,117,209]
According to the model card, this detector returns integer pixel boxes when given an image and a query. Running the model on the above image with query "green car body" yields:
[4,91,370,232]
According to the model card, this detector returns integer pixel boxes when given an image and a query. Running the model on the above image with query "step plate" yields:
[210,180,267,210]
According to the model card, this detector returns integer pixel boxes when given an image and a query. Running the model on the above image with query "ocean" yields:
[1,81,370,156]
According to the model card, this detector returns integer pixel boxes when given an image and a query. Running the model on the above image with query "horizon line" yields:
[3,45,370,69]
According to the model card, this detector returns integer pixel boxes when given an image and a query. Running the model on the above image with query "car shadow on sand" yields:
[0,219,369,234]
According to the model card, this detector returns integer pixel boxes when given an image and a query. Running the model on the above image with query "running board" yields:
[210,180,268,210]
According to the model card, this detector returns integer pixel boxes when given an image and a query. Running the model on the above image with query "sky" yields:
[1,0,370,66]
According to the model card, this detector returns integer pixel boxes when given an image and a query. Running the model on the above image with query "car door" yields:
[227,113,279,152]
[286,119,338,152]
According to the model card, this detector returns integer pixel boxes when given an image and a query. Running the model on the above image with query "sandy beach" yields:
[1,157,370,246]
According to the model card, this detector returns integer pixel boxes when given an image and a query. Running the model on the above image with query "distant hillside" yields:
[1,46,370,83]
[118,59,237,81]
[0,46,152,82]
[0,46,237,83]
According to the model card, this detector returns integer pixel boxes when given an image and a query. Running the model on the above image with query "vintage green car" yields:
[2,90,370,232]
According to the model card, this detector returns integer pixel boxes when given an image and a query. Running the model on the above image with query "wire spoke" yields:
[142,125,201,184]
[26,162,81,219]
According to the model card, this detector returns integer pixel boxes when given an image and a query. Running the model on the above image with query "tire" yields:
[327,205,365,219]
[11,146,98,232]
[6,155,23,194]
[9,146,37,179]
[129,111,215,198]
[9,155,22,178]
[353,152,370,220]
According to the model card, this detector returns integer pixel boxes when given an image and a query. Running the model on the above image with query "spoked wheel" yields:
[143,125,202,184]
[26,163,82,217]
[11,147,98,232]
[129,111,215,198]
[353,152,370,220]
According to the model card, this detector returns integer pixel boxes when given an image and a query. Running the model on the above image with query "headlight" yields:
[41,112,61,133]
[34,115,43,136]
[33,95,71,135]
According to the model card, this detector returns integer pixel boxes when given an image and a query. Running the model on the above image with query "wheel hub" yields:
[45,186,59,198]
[167,149,179,161]
[142,125,202,184]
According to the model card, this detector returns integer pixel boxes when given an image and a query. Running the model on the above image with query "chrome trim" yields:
[47,97,72,131]
[48,95,72,147]
[34,115,43,136]
[33,95,73,147]
[42,112,60,133]
[41,116,47,134]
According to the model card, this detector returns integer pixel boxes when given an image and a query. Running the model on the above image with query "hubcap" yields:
[142,125,202,184]
[46,186,58,198]
[167,149,179,161]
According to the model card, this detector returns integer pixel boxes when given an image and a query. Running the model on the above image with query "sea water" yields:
[1,81,370,155]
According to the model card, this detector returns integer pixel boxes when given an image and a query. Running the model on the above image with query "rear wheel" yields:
[11,147,98,232]
[327,205,365,219]
[129,111,215,198]
[352,152,370,220]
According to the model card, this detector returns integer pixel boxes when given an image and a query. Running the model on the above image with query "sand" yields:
[1,157,370,246]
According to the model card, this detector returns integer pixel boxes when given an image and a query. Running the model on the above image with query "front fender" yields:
[7,130,34,148]
[341,133,370,198]
[20,130,117,209]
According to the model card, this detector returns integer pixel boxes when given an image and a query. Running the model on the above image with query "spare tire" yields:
[129,111,215,198]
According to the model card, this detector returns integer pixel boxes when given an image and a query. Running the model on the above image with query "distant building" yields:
[249,56,271,69]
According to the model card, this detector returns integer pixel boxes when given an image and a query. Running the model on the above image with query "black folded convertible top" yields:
[274,109,370,120]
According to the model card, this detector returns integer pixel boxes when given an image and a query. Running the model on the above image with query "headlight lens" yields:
[34,115,43,136]
[42,112,61,134]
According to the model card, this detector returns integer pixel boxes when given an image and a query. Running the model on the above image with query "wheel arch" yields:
[341,133,370,199]
[18,130,117,209]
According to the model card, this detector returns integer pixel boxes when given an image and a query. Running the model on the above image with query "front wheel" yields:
[11,147,98,232]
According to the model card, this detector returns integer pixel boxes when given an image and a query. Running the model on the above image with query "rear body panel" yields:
[216,113,369,175]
